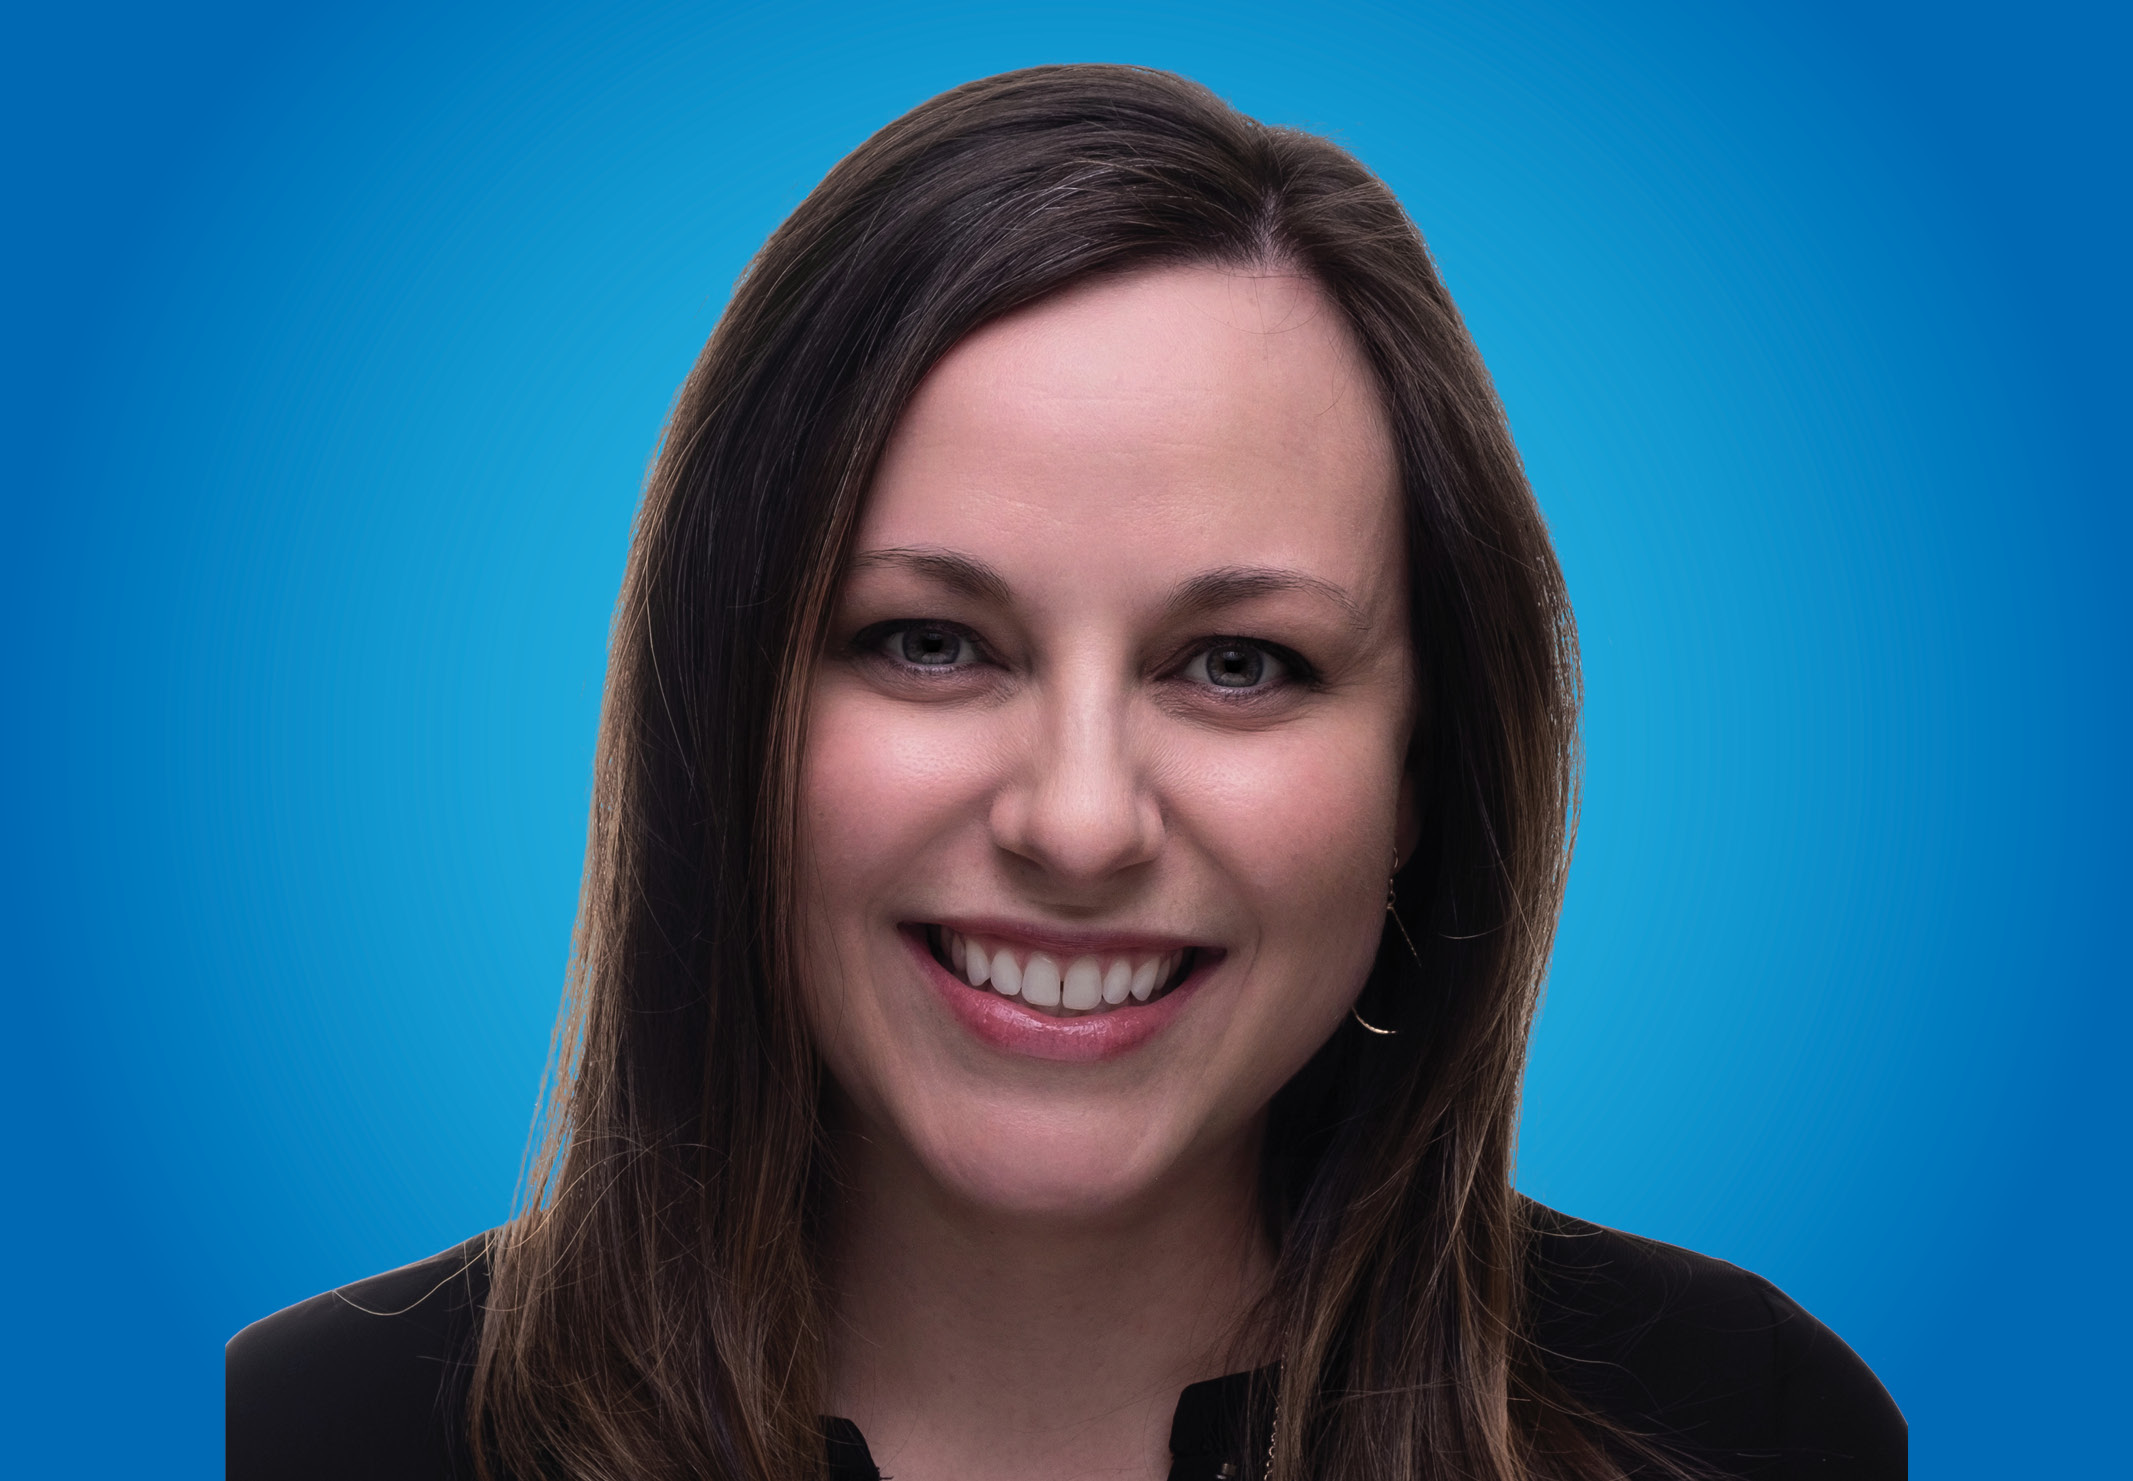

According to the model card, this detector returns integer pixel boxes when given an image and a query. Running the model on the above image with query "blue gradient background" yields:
[4,2,2123,1474]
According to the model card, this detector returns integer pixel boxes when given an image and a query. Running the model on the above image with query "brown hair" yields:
[471,64,1644,1481]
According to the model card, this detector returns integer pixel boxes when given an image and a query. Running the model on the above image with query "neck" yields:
[819,1116,1273,1481]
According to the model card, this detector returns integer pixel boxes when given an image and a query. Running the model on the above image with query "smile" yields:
[923,925,1200,1017]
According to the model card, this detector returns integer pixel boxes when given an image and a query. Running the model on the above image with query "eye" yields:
[1187,641,1289,690]
[874,622,980,669]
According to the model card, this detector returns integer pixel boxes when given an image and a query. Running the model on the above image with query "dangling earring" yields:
[1352,850,1421,1036]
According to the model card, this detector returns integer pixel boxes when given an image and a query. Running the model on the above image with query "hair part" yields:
[471,63,1669,1481]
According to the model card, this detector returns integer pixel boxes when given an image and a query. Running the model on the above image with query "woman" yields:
[228,65,1903,1480]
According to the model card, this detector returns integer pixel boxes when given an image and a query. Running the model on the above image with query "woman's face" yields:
[798,264,1414,1221]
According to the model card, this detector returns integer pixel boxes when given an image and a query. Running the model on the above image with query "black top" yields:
[226,1206,1904,1479]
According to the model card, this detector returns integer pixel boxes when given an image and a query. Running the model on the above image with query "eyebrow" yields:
[1163,566,1369,632]
[847,548,1368,631]
[848,547,1013,605]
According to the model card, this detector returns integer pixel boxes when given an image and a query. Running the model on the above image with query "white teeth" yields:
[989,949,1021,997]
[1021,953,1063,1008]
[1062,957,1103,1011]
[1130,957,1160,1001]
[938,932,1194,1013]
[1101,959,1133,1005]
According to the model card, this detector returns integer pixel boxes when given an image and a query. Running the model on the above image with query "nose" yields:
[988,676,1164,888]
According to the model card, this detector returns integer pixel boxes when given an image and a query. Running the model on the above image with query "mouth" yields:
[920,924,1205,1018]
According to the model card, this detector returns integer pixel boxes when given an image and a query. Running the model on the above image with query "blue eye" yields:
[1193,642,1284,689]
[891,625,975,667]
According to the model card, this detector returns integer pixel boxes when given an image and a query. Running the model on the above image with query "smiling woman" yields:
[225,65,1903,1481]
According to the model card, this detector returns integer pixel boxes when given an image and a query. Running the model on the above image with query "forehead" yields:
[858,265,1402,603]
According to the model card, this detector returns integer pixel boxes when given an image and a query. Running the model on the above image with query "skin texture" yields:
[797,264,1416,1480]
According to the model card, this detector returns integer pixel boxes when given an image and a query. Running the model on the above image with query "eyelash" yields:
[853,621,1318,693]
[854,620,990,675]
[1178,636,1317,694]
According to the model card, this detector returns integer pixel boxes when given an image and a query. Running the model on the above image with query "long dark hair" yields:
[471,64,1626,1481]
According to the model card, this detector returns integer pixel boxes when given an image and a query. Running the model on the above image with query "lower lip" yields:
[903,927,1207,1063]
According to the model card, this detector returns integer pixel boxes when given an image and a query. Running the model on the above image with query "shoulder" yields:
[1521,1202,1906,1478]
[226,1233,494,1481]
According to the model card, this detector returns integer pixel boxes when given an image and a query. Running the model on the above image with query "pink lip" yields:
[901,925,1212,1063]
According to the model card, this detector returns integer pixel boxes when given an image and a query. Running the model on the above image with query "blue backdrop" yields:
[4,2,2123,1474]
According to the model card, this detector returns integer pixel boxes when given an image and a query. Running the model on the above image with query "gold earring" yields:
[1352,851,1420,1036]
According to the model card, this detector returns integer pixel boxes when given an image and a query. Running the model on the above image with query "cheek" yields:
[794,681,1007,1093]
[1164,724,1401,1038]
[799,683,991,897]
[1176,728,1399,905]
[795,690,932,1112]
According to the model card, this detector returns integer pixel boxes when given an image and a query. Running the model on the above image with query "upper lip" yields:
[915,916,1213,957]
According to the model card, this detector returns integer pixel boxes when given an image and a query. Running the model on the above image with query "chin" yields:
[911,1111,1187,1225]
